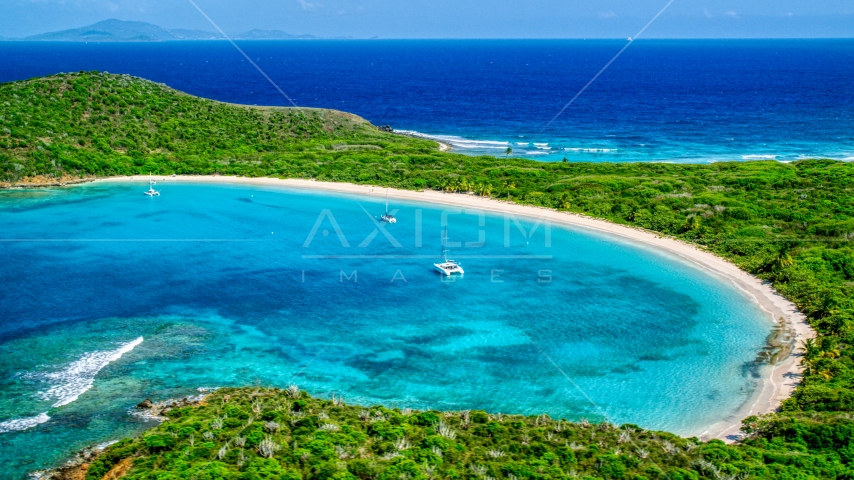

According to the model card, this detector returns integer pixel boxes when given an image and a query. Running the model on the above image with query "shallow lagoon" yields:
[0,182,773,476]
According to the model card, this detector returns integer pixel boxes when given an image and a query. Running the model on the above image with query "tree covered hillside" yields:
[3,72,854,479]
[0,71,440,182]
[84,388,854,480]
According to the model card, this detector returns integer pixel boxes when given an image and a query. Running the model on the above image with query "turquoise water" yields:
[0,182,773,477]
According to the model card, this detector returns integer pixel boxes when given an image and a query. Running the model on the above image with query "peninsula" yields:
[3,72,854,479]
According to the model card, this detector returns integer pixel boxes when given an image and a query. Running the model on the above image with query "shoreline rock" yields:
[0,175,97,189]
[29,442,115,480]
[131,394,206,420]
[30,394,207,479]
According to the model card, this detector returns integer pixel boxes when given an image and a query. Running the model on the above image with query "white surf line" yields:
[35,337,144,408]
[394,130,507,152]
[0,412,51,434]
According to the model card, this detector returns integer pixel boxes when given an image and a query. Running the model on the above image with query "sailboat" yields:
[380,189,396,223]
[144,173,160,197]
[434,226,464,276]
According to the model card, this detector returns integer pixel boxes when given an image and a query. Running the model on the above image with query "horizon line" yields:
[3,37,854,41]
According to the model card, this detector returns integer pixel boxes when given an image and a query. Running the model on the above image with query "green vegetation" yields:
[84,388,854,480]
[3,72,854,479]
[0,71,443,183]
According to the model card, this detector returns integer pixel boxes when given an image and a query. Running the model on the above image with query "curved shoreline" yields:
[94,175,813,442]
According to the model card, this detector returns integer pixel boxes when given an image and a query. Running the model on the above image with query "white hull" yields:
[144,173,160,196]
[435,226,463,275]
[381,189,396,223]
[434,261,464,276]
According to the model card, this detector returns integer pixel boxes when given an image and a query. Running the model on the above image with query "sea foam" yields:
[565,147,618,153]
[394,130,509,150]
[0,412,50,434]
[33,337,143,408]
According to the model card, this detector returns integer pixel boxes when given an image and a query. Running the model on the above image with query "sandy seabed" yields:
[99,175,815,442]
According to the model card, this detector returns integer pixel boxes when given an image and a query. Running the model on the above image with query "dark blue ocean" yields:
[1,39,852,161]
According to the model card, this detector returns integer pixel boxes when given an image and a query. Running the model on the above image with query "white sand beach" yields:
[98,175,814,442]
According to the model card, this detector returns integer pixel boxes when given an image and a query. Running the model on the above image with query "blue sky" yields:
[2,0,852,38]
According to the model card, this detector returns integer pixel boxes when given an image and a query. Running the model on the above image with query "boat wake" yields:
[0,412,50,434]
[29,337,144,408]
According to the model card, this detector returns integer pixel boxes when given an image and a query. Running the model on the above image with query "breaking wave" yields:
[0,412,50,434]
[31,337,144,408]
[394,130,509,150]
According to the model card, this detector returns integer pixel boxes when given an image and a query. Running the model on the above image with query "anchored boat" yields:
[144,173,160,197]
[381,188,396,224]
[434,226,464,276]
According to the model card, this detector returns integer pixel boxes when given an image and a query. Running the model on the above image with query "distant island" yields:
[2,19,322,42]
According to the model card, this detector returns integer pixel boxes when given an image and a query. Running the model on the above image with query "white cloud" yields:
[702,7,713,19]
[724,10,739,18]
[598,10,617,19]
[295,0,322,11]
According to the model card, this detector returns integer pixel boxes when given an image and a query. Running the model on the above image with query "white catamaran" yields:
[144,173,160,197]
[434,226,464,276]
[380,189,396,224]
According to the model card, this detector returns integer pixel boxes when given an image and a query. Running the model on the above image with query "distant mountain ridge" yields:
[8,19,317,42]
[238,28,317,40]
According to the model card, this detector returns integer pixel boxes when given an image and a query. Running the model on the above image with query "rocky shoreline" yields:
[0,175,96,189]
[385,128,452,152]
[758,318,798,365]
[131,394,207,421]
[29,443,114,480]
[29,395,207,480]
